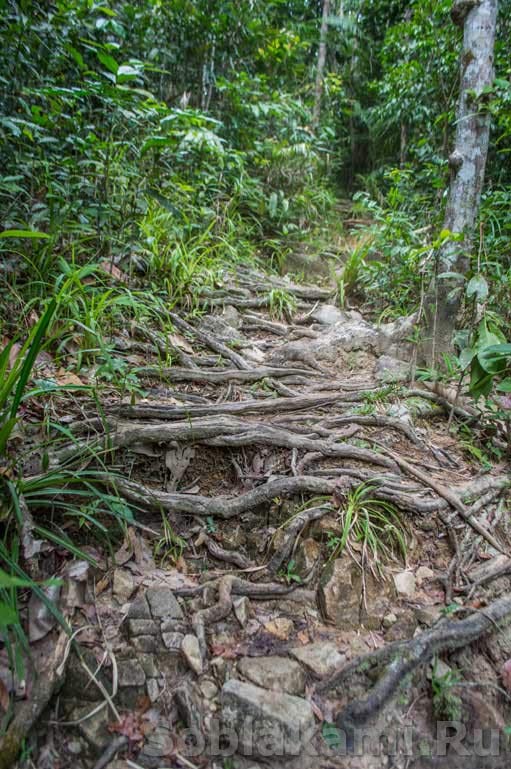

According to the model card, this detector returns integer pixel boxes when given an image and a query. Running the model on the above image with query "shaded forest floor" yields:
[3,258,511,769]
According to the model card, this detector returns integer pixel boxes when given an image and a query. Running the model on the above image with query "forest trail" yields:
[6,266,511,769]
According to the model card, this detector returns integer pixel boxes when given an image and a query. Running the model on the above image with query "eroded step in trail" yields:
[5,268,511,769]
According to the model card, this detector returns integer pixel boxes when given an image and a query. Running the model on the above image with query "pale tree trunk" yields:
[424,0,498,363]
[312,0,331,128]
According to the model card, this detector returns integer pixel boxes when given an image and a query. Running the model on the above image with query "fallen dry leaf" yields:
[209,643,238,659]
[28,584,61,642]
[109,711,144,743]
[56,368,84,386]
[263,617,294,640]
[99,259,130,283]
[0,679,9,713]
[168,332,194,354]
[501,659,511,692]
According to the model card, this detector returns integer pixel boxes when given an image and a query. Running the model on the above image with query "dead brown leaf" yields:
[501,659,511,693]
[263,617,293,640]
[0,679,9,713]
[99,259,130,283]
[56,368,84,386]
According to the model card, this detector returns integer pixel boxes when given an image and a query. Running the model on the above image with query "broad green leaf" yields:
[470,358,493,399]
[466,275,488,302]
[458,347,476,370]
[478,342,511,374]
[117,65,140,81]
[0,602,18,626]
[140,136,173,154]
[496,378,511,393]
[96,50,119,74]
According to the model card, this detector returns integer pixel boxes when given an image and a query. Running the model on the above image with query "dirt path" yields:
[7,267,511,769]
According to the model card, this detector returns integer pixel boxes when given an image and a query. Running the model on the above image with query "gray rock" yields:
[237,655,305,695]
[182,634,203,675]
[383,612,398,629]
[63,650,110,702]
[290,642,345,677]
[315,319,379,359]
[387,403,414,425]
[132,635,159,653]
[221,679,315,756]
[138,653,159,678]
[160,617,188,634]
[128,593,152,620]
[128,619,158,637]
[72,705,110,753]
[174,681,204,733]
[415,566,435,584]
[221,305,241,329]
[199,315,243,344]
[146,587,183,619]
[414,605,442,627]
[242,345,266,364]
[162,631,185,651]
[113,568,135,603]
[375,355,411,383]
[295,537,321,576]
[318,557,361,628]
[311,304,346,325]
[200,678,219,699]
[146,678,159,702]
[233,596,250,627]
[393,571,416,599]
[118,658,146,688]
[378,313,418,354]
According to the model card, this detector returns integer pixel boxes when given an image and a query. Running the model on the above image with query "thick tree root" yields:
[112,390,373,420]
[174,575,301,599]
[192,575,234,662]
[137,365,322,383]
[57,416,396,469]
[168,311,249,369]
[196,532,254,569]
[320,596,511,742]
[0,632,68,769]
[267,505,332,574]
[380,447,508,554]
[112,475,341,518]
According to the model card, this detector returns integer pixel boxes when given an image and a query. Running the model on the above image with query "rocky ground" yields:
[3,266,511,769]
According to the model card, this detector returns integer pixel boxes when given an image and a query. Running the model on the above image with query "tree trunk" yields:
[424,0,498,363]
[312,0,331,128]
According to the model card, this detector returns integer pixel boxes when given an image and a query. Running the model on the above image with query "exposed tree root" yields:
[319,596,511,742]
[113,390,368,420]
[173,575,301,598]
[192,575,234,662]
[136,365,321,383]
[56,416,396,469]
[267,505,332,574]
[168,311,249,369]
[195,532,254,569]
[322,414,421,444]
[241,314,289,336]
[111,475,341,518]
[133,323,199,369]
[379,447,508,554]
[0,632,68,769]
